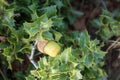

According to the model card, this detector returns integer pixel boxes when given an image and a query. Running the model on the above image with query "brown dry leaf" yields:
[89,7,100,19]
[73,14,88,31]
[0,36,7,42]
[12,60,21,72]
[22,55,31,73]
[112,60,120,69]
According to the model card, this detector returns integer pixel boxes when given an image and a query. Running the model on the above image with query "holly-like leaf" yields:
[70,70,82,80]
[23,22,39,38]
[52,30,62,41]
[36,14,48,23]
[52,17,63,27]
[3,47,13,69]
[54,0,64,9]
[40,19,53,29]
[91,19,102,28]
[25,75,37,80]
[42,31,54,40]
[84,53,94,68]
[39,5,57,18]
[60,47,74,63]
[3,9,15,28]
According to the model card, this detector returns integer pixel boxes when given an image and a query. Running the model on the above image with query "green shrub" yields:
[0,0,107,80]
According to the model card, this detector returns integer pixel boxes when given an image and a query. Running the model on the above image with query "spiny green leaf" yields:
[25,75,36,80]
[28,3,37,12]
[84,53,94,68]
[91,19,102,28]
[39,5,57,18]
[23,22,39,37]
[3,47,13,69]
[70,70,82,80]
[28,4,38,20]
[52,30,62,41]
[102,9,112,17]
[60,47,73,63]
[40,19,53,29]
[3,47,11,56]
[54,0,64,9]
[38,57,49,69]
[36,14,48,24]
[42,31,54,40]
[0,42,9,48]
[3,9,15,28]
[52,17,63,27]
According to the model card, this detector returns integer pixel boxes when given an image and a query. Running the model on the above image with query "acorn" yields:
[37,40,61,57]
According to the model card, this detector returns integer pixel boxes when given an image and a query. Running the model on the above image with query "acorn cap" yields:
[37,40,48,53]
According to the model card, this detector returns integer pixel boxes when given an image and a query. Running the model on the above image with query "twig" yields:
[27,54,38,69]
[0,68,6,80]
[106,40,120,43]
[30,40,38,59]
[100,0,108,10]
[67,0,72,9]
[106,40,120,48]
[106,37,120,52]
[27,40,39,69]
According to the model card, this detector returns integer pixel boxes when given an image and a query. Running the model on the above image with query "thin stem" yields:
[106,37,120,52]
[27,40,39,69]
[106,40,120,43]
[27,54,38,69]
[100,0,108,10]
[67,0,72,9]
[0,68,6,80]
[30,58,38,69]
[30,40,38,59]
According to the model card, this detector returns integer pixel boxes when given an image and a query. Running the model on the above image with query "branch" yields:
[0,68,6,80]
[100,0,108,10]
[106,37,120,52]
[30,40,38,59]
[27,40,39,69]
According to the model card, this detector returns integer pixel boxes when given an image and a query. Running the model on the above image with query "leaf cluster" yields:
[0,0,107,80]
[91,10,120,40]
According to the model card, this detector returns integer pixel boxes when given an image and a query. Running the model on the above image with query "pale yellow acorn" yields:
[37,40,61,57]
